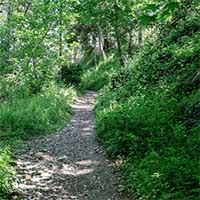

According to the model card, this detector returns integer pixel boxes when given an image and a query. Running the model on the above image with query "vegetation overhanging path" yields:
[14,91,131,200]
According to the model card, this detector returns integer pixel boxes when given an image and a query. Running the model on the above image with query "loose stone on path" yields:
[14,92,133,200]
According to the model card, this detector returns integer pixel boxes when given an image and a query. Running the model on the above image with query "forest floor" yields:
[14,92,132,200]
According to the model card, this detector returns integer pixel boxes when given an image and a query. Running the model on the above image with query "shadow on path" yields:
[14,92,133,200]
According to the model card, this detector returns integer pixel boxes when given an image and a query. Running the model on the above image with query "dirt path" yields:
[14,92,132,200]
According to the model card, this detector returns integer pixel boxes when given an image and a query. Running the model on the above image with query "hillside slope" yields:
[95,11,200,200]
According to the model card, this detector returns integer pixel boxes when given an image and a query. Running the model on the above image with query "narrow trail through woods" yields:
[14,92,132,200]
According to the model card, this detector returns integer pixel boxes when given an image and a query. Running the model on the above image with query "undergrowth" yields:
[95,13,200,200]
[0,84,76,198]
[0,149,15,200]
[78,55,121,92]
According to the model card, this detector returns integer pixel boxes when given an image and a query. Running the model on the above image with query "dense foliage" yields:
[0,86,76,143]
[0,0,78,197]
[0,0,199,199]
[95,6,200,200]
[0,85,76,197]
[79,56,121,91]
[0,149,15,199]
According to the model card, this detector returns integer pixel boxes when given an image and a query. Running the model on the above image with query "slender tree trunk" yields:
[128,31,133,56]
[94,53,97,66]
[135,10,143,48]
[113,1,124,66]
[93,34,97,66]
[6,0,12,64]
[97,25,106,60]
[59,0,63,80]
[73,46,76,63]
[24,0,33,13]
[7,0,11,23]
[138,25,142,47]
[116,32,124,66]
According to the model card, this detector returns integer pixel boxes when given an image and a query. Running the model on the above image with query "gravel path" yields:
[14,92,132,200]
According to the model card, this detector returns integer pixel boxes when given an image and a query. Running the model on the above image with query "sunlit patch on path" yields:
[14,92,132,200]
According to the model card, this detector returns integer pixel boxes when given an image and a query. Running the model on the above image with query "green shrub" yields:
[0,85,76,143]
[0,149,15,198]
[96,88,199,200]
[0,83,76,198]
[96,91,177,155]
[95,13,200,200]
[78,56,121,91]
[0,74,31,102]
[61,63,83,85]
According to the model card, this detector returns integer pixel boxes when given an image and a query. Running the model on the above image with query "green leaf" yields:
[140,15,156,25]
[144,4,159,12]
[167,1,180,11]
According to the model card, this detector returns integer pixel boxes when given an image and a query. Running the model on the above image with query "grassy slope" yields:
[0,85,76,198]
[95,13,200,200]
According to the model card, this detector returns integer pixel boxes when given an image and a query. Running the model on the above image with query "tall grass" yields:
[0,84,76,197]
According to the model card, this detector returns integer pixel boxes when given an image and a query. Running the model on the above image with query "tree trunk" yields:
[7,0,11,23]
[98,25,106,60]
[59,0,63,81]
[5,0,12,64]
[24,0,33,13]
[128,31,133,56]
[116,33,124,66]
[138,25,142,47]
